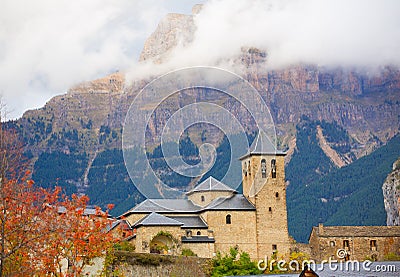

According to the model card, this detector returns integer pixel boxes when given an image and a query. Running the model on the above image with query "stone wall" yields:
[110,252,210,277]
[309,225,400,262]
[241,154,291,259]
[201,210,258,258]
[135,226,183,255]
[181,242,215,258]
[188,190,235,207]
[256,155,291,259]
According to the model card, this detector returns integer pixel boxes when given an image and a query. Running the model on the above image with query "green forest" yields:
[31,119,399,237]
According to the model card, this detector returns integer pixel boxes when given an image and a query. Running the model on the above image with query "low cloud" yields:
[135,0,400,75]
[0,0,201,119]
[1,0,399,118]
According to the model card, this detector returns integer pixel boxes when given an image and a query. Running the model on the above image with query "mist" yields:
[1,0,399,119]
[134,0,400,76]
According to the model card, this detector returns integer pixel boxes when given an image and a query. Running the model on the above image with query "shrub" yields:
[181,248,197,257]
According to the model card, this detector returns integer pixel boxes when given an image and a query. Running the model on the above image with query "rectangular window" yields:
[272,244,277,251]
[343,240,349,250]
[370,240,377,251]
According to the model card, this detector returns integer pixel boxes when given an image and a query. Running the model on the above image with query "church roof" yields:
[168,216,208,229]
[120,193,255,218]
[240,130,285,159]
[186,176,236,195]
[205,194,256,211]
[124,199,202,214]
[133,212,183,227]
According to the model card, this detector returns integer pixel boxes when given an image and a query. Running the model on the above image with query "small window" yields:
[244,162,247,176]
[261,159,267,178]
[201,195,205,202]
[226,214,232,224]
[343,240,349,249]
[272,244,277,251]
[275,192,279,198]
[186,230,192,237]
[330,241,335,247]
[370,240,377,251]
[271,159,276,178]
[248,161,251,176]
[197,231,201,236]
[268,207,272,212]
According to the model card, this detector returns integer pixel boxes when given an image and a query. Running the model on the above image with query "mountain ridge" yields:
[5,7,399,233]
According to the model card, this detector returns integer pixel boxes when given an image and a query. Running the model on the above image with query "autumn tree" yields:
[39,194,116,276]
[0,105,117,276]
[0,105,60,276]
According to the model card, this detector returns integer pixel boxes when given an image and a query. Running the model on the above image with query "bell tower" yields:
[240,131,291,259]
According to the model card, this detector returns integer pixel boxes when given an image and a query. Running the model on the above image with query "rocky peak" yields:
[383,158,400,226]
[68,72,125,94]
[139,12,196,63]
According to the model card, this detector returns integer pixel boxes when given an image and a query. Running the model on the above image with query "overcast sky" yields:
[1,0,399,119]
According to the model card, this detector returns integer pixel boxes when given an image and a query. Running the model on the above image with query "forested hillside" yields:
[287,133,400,242]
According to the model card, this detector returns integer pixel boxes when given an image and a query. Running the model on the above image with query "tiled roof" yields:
[181,236,215,243]
[124,199,202,214]
[168,216,208,229]
[313,225,400,237]
[133,212,183,227]
[240,130,285,159]
[187,177,236,195]
[205,194,256,210]
[57,206,107,216]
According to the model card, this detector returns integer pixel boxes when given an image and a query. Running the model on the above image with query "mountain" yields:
[6,7,400,227]
[287,133,400,242]
[383,158,400,226]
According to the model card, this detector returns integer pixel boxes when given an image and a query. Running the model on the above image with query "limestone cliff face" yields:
[14,6,400,196]
[68,72,125,94]
[383,159,400,226]
[139,13,195,64]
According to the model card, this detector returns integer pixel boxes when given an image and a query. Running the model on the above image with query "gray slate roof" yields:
[205,194,256,210]
[133,212,183,227]
[129,199,202,213]
[121,193,255,218]
[240,130,285,159]
[168,216,208,229]
[186,176,236,195]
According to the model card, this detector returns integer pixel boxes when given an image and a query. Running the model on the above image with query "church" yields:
[119,131,292,259]
[118,131,400,261]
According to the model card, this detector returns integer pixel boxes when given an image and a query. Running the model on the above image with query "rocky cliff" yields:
[383,158,400,226]
[10,6,400,202]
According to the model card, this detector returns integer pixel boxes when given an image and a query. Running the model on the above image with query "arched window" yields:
[261,159,267,178]
[248,161,251,176]
[201,195,205,202]
[226,214,232,224]
[197,231,201,236]
[271,159,277,178]
[275,192,279,198]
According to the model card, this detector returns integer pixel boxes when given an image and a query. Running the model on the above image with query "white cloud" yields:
[0,0,201,119]
[138,0,400,72]
[1,0,399,119]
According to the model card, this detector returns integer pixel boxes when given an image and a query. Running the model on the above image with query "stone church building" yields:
[120,132,292,259]
[119,131,400,260]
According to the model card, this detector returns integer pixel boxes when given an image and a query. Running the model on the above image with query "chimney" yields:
[318,223,324,235]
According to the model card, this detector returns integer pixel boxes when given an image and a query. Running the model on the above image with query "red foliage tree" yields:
[39,194,116,276]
